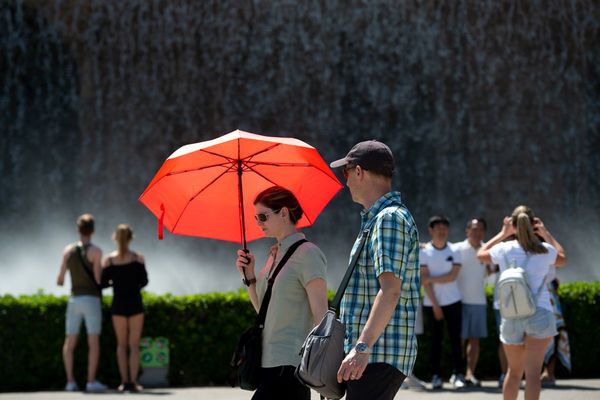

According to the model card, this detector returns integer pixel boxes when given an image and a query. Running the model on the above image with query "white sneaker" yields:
[450,373,466,389]
[64,382,79,392]
[465,376,481,387]
[431,374,443,389]
[403,375,427,391]
[85,380,107,393]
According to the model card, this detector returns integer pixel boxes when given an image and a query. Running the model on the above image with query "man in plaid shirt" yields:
[330,140,420,400]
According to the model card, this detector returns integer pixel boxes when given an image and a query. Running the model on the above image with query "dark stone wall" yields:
[1,0,599,282]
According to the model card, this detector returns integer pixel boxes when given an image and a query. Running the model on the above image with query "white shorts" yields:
[65,295,102,335]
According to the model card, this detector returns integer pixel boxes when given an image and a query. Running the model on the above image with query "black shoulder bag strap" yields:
[256,239,308,328]
[76,244,102,293]
[329,228,371,313]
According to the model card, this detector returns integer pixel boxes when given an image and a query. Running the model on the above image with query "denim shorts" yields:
[65,295,102,335]
[500,307,557,345]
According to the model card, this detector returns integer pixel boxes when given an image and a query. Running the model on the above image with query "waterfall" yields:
[1,0,598,295]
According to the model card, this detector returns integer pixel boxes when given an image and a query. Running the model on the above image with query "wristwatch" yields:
[242,277,256,287]
[354,342,370,354]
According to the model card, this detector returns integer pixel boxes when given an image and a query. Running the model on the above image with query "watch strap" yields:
[242,277,256,286]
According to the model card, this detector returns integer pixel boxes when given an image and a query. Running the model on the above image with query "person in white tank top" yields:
[477,206,566,400]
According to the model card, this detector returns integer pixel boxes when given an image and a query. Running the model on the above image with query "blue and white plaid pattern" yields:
[340,191,420,375]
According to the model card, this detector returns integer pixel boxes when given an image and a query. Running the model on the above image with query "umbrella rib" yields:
[244,161,312,168]
[241,144,340,188]
[198,148,240,163]
[170,167,233,232]
[246,161,342,189]
[140,160,235,201]
[166,161,232,176]
[244,158,342,189]
[244,165,281,187]
[242,143,282,161]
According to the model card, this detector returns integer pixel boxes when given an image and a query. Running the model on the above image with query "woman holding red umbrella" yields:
[235,186,329,400]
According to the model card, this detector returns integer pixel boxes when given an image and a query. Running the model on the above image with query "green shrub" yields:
[0,282,598,391]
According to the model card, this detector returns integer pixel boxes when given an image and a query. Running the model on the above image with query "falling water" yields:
[1,0,599,295]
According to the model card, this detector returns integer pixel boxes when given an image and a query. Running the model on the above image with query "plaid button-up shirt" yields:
[340,191,420,376]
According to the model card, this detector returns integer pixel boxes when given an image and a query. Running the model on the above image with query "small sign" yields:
[140,337,170,368]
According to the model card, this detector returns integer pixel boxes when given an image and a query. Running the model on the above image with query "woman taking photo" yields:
[235,186,329,400]
[477,205,566,400]
[102,224,149,392]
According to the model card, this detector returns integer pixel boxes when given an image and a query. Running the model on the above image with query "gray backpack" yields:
[497,254,545,319]
[295,229,370,400]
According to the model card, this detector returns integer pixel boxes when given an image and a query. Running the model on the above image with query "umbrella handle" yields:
[241,248,250,280]
[237,159,248,251]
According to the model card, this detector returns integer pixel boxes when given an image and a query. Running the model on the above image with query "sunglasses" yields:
[342,164,356,180]
[254,209,281,222]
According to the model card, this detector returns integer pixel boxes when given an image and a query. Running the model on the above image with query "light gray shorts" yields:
[500,307,557,345]
[461,304,488,338]
[65,295,102,335]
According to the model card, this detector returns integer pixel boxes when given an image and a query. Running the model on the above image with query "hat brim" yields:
[330,158,350,168]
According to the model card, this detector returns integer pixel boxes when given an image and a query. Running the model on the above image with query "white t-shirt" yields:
[454,239,488,305]
[489,240,557,312]
[420,242,462,306]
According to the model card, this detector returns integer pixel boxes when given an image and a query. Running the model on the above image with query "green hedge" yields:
[0,282,598,391]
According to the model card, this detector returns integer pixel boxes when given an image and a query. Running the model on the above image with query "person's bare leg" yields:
[465,338,480,379]
[523,336,553,400]
[128,314,145,387]
[86,334,100,383]
[113,316,129,384]
[63,335,79,383]
[502,343,525,400]
[541,356,556,381]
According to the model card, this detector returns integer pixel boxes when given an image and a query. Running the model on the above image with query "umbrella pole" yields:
[237,160,250,280]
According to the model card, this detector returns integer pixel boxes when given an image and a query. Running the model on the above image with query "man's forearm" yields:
[423,283,439,308]
[358,288,401,347]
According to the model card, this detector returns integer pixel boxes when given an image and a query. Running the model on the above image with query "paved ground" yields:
[1,380,599,400]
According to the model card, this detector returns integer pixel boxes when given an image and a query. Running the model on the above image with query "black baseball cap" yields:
[428,215,450,228]
[330,140,394,177]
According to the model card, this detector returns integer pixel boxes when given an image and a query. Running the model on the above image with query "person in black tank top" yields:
[101,224,148,392]
[56,213,107,393]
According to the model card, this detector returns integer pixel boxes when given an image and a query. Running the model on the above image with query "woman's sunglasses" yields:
[254,209,281,222]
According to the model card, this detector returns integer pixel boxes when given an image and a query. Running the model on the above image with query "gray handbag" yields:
[295,229,370,400]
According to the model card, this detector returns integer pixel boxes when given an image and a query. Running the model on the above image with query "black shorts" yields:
[111,295,144,317]
[252,365,309,400]
[346,363,406,400]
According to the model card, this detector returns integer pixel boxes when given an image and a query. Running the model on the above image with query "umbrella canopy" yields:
[139,130,342,246]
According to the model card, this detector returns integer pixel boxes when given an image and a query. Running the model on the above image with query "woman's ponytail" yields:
[512,206,547,254]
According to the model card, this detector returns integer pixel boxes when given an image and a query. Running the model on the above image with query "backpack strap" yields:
[532,277,547,302]
[76,244,102,293]
[503,253,531,270]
